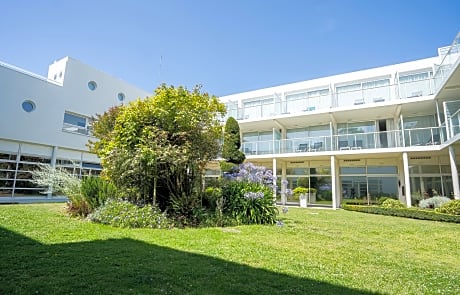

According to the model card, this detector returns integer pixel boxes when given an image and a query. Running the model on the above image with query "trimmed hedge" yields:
[342,204,460,223]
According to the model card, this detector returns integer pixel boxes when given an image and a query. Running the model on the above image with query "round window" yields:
[88,81,97,91]
[22,100,36,113]
[117,92,125,101]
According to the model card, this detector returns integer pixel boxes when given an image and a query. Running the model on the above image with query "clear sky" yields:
[1,0,460,97]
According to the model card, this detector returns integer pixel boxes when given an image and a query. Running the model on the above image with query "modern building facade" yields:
[219,32,460,208]
[0,57,149,197]
[1,32,460,208]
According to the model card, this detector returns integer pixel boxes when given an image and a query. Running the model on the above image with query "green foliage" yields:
[169,193,204,227]
[418,196,451,209]
[80,176,118,211]
[221,181,278,224]
[436,199,460,215]
[342,204,460,223]
[87,105,123,155]
[219,160,237,174]
[92,84,226,208]
[222,117,245,164]
[377,197,391,205]
[293,187,308,195]
[89,199,170,228]
[203,187,222,211]
[380,199,405,209]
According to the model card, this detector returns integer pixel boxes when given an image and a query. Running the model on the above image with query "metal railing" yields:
[241,127,445,155]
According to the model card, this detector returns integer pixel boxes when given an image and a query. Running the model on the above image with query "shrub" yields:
[89,199,170,228]
[381,199,405,209]
[419,196,451,209]
[342,204,460,223]
[377,197,391,205]
[436,199,460,215]
[80,176,118,211]
[221,180,278,225]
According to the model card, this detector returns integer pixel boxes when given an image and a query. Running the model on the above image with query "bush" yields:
[89,199,170,228]
[436,199,460,215]
[381,199,405,209]
[66,195,91,217]
[81,176,118,211]
[377,197,391,205]
[419,196,451,209]
[342,204,460,223]
[221,181,278,225]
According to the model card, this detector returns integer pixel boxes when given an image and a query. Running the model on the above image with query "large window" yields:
[285,88,330,113]
[340,165,398,203]
[399,70,433,98]
[336,78,390,107]
[242,97,275,119]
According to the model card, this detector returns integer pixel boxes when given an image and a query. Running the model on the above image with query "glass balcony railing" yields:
[404,127,444,147]
[231,78,435,121]
[241,127,445,155]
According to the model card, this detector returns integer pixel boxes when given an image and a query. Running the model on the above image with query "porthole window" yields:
[22,100,36,113]
[59,72,63,78]
[117,92,125,101]
[88,81,97,91]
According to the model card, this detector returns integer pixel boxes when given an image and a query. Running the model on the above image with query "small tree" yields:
[222,117,245,164]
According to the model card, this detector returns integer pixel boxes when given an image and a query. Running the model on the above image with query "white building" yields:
[1,32,460,208]
[0,57,149,198]
[219,32,460,208]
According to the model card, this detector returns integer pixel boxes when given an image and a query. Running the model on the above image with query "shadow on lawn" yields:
[0,226,379,295]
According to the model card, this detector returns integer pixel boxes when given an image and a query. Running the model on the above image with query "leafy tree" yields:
[87,105,123,156]
[91,85,226,212]
[222,117,245,164]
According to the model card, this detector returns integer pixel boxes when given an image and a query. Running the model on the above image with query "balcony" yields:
[231,78,435,121]
[241,127,445,156]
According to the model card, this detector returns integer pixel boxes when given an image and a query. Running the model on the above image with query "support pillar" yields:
[402,152,412,207]
[331,155,338,209]
[48,146,58,197]
[449,146,460,200]
[272,158,277,202]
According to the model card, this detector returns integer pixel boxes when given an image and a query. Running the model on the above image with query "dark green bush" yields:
[342,204,460,223]
[436,199,460,215]
[81,176,118,211]
[89,199,170,228]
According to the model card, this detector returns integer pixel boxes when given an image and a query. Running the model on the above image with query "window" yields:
[21,100,36,113]
[88,81,97,91]
[62,112,91,135]
[117,92,125,101]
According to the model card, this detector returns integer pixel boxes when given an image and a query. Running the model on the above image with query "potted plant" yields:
[293,186,308,208]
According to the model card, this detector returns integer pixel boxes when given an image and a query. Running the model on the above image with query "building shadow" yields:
[0,226,379,294]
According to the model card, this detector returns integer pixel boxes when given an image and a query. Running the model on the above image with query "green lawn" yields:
[0,204,458,294]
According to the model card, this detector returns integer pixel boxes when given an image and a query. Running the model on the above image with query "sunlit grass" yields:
[0,203,458,294]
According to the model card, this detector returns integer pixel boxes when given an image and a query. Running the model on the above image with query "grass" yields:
[0,204,459,294]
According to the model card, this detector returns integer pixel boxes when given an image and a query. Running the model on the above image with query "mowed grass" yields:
[0,204,458,294]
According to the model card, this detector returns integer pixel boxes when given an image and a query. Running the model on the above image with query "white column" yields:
[331,155,338,209]
[48,146,59,197]
[272,158,277,202]
[402,152,412,207]
[449,146,460,200]
[281,162,287,204]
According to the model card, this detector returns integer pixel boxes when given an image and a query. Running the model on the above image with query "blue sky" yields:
[1,0,460,96]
